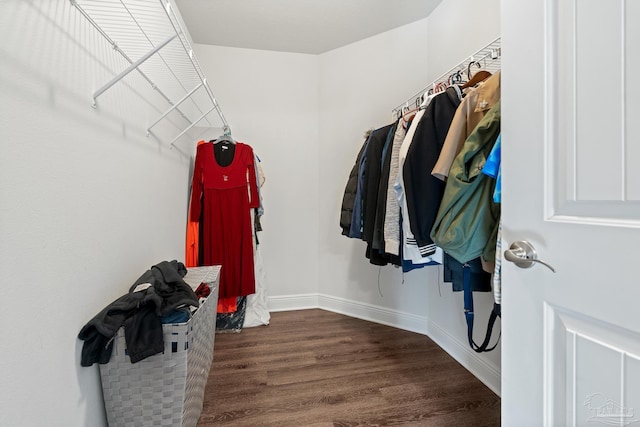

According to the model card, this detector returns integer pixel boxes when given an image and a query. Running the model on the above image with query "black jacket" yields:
[403,87,461,257]
[340,136,369,236]
[361,123,394,243]
[372,120,399,251]
[78,260,199,366]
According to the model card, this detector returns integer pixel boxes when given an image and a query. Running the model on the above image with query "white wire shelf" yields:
[71,0,230,146]
[393,37,501,115]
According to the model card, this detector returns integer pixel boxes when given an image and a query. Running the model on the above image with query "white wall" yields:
[0,2,199,426]
[317,18,436,323]
[193,45,320,299]
[426,0,501,81]
[317,0,502,393]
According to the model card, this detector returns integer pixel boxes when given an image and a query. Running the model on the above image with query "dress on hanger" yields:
[189,141,260,299]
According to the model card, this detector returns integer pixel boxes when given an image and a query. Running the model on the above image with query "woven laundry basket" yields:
[99,266,220,427]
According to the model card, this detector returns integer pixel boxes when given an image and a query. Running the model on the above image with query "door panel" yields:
[502,0,640,425]
[551,0,640,219]
[545,304,640,426]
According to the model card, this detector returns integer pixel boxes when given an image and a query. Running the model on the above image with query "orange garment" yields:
[217,297,238,313]
[185,141,206,268]
[185,206,199,268]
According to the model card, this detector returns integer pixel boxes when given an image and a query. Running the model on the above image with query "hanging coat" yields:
[403,87,461,257]
[340,136,369,236]
[430,100,501,266]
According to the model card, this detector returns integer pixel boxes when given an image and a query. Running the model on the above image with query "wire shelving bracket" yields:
[71,0,231,146]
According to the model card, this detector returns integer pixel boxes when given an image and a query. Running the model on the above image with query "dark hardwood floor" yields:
[198,309,500,426]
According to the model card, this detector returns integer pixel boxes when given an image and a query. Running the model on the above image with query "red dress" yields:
[189,142,259,299]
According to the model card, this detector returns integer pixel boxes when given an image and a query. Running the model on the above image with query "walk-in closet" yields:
[2,1,638,426]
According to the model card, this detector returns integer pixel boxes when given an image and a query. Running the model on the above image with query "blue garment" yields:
[399,216,440,273]
[349,134,371,238]
[161,309,191,324]
[482,133,502,203]
[380,125,396,169]
[402,255,440,273]
[254,154,265,216]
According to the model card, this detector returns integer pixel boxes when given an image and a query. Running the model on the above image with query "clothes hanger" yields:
[214,125,235,144]
[452,84,463,101]
[419,90,429,109]
[448,70,464,85]
[466,60,482,80]
[434,81,448,93]
[402,106,419,121]
[461,69,492,89]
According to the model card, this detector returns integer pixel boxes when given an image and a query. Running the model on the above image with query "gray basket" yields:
[99,266,220,427]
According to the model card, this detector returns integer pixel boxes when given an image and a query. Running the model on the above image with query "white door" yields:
[502,0,640,426]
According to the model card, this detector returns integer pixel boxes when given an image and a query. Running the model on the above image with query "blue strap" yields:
[463,264,475,345]
[463,263,501,353]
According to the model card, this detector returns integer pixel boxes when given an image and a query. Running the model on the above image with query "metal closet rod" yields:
[116,0,194,126]
[392,36,501,114]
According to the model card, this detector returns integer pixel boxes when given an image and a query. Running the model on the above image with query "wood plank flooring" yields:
[198,309,500,426]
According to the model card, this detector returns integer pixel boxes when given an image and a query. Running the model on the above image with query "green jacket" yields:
[430,100,501,264]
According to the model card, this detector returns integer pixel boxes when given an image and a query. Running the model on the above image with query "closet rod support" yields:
[169,105,216,147]
[92,33,178,108]
[147,81,205,136]
[159,0,231,131]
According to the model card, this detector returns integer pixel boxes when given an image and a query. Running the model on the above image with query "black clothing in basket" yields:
[78,260,199,366]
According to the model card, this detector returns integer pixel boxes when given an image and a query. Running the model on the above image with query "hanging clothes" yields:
[340,134,370,236]
[185,203,200,268]
[394,107,443,269]
[430,100,502,269]
[482,133,502,203]
[361,123,394,244]
[382,117,410,256]
[482,135,502,305]
[394,108,425,262]
[185,140,207,268]
[402,86,461,258]
[243,245,271,327]
[189,141,260,299]
[185,141,237,314]
[364,123,397,266]
[243,155,270,328]
[432,71,501,181]
[371,121,399,255]
[336,54,502,352]
[349,133,372,239]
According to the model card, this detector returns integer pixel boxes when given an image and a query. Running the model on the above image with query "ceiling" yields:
[175,0,443,55]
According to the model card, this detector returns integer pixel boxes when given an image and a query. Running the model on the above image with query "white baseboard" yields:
[268,293,318,312]
[426,319,501,396]
[267,293,501,396]
[317,293,430,335]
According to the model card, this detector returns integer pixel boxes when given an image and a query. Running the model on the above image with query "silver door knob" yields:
[504,241,556,273]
